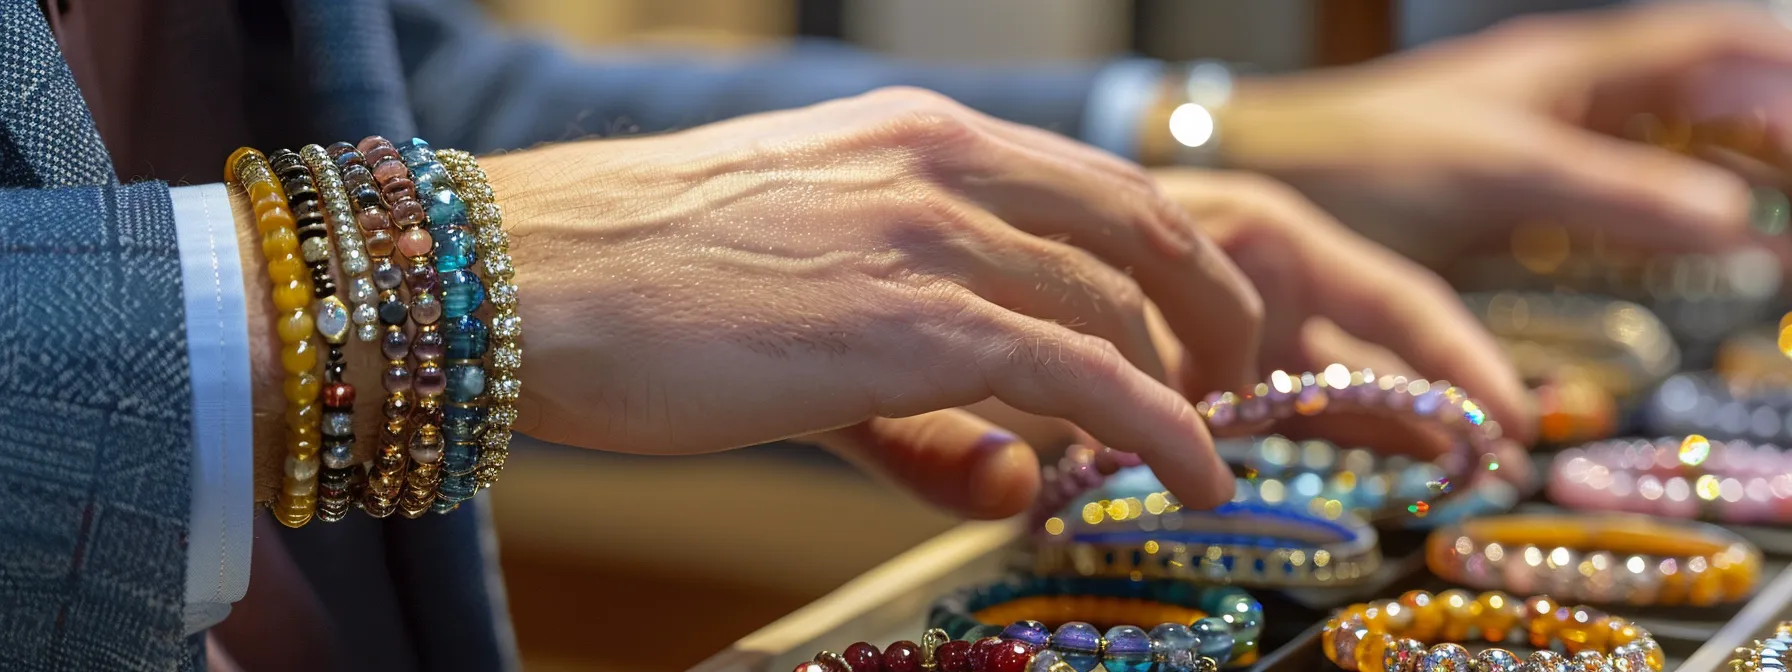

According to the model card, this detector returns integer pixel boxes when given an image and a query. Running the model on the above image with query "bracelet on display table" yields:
[927,576,1261,670]
[1548,435,1792,523]
[1426,513,1762,606]
[1645,373,1792,445]
[1322,590,1664,672]
[1032,501,1381,590]
[1728,621,1792,672]
[1462,292,1680,401]
[1072,436,1519,534]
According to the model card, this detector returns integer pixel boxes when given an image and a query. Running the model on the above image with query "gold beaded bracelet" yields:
[436,149,520,491]
[1729,621,1792,671]
[1322,590,1663,672]
[227,147,321,527]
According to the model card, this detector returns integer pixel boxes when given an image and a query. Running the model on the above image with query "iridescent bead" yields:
[1100,626,1151,672]
[1190,617,1234,665]
[322,441,356,469]
[1475,649,1522,672]
[1026,649,1070,672]
[415,363,447,396]
[412,292,443,325]
[1381,638,1425,672]
[314,296,350,344]
[1049,622,1101,672]
[1150,623,1199,672]
[444,315,489,359]
[442,270,485,318]
[1216,592,1264,654]
[447,366,485,403]
[999,620,1049,650]
[432,224,475,270]
[1419,644,1472,672]
[383,365,412,392]
[413,329,446,361]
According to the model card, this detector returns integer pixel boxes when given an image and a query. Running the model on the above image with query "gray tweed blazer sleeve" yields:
[0,182,200,670]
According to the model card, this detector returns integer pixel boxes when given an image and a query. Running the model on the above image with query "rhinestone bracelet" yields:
[1729,621,1792,672]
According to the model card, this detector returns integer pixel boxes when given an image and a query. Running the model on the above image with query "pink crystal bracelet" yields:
[1031,366,1507,528]
[1548,435,1792,523]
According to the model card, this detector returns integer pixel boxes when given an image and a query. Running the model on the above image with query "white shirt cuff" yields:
[170,183,254,635]
[1081,58,1167,161]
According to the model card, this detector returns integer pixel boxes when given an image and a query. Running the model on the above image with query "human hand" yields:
[1213,1,1792,268]
[472,88,1267,517]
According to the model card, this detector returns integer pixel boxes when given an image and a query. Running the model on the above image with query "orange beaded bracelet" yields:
[1322,590,1662,672]
[227,147,321,528]
[1427,513,1761,606]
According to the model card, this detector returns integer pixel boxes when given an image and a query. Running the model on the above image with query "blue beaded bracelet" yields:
[929,576,1261,670]
[397,137,488,513]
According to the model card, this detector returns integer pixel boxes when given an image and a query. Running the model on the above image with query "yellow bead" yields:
[1690,569,1724,606]
[283,372,320,405]
[1438,589,1480,641]
[1525,596,1563,648]
[1399,591,1444,641]
[1559,608,1606,653]
[256,204,294,232]
[276,309,313,345]
[1357,632,1393,672]
[247,180,278,204]
[1645,643,1664,671]
[281,339,318,375]
[287,432,319,460]
[262,225,299,261]
[1780,323,1792,357]
[272,277,311,312]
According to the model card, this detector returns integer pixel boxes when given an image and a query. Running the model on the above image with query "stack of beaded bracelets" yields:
[1322,590,1664,672]
[1426,513,1761,606]
[1549,435,1792,522]
[1033,366,1508,527]
[928,576,1260,670]
[224,137,519,526]
[1730,621,1792,672]
[1033,501,1381,589]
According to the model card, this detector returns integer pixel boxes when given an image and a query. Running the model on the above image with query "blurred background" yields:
[470,1,1650,670]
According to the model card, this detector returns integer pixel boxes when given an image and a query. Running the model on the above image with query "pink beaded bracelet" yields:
[1030,365,1508,527]
[1548,435,1792,522]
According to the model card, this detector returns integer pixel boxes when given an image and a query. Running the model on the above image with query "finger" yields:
[1554,1,1792,81]
[951,221,1170,383]
[940,113,1264,395]
[809,409,1040,519]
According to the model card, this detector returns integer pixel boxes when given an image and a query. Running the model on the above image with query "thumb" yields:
[808,409,1041,520]
[1521,123,1753,252]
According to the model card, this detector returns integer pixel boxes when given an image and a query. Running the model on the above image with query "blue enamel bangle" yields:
[930,576,1260,669]
[1035,501,1381,588]
[397,137,488,513]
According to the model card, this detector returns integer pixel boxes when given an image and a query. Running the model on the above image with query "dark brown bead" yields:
[322,382,356,408]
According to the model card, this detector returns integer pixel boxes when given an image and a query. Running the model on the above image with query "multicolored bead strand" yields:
[226,147,320,527]
[361,135,446,519]
[330,141,411,518]
[1322,591,1663,672]
[397,138,485,514]
[269,149,358,523]
[435,148,517,494]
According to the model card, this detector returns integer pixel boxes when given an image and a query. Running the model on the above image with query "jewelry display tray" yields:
[693,470,1792,672]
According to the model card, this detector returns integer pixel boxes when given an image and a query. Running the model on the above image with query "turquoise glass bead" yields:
[443,404,484,444]
[432,224,476,271]
[1049,622,1101,672]
[441,439,479,474]
[427,188,469,230]
[1101,626,1152,672]
[1217,593,1264,657]
[1191,617,1235,665]
[447,364,486,403]
[444,315,489,359]
[441,270,485,318]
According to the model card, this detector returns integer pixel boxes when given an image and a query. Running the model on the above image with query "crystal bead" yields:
[489,280,517,308]
[1474,649,1522,672]
[406,264,439,293]
[348,276,377,305]
[483,251,513,276]
[481,428,512,451]
[322,411,353,438]
[413,328,446,360]
[1217,592,1264,653]
[1151,623,1199,672]
[1026,649,1069,672]
[486,405,519,428]
[1099,626,1151,672]
[301,235,331,263]
[490,343,520,371]
[356,324,378,342]
[444,315,490,359]
[1383,638,1426,672]
[427,189,470,231]
[343,249,369,278]
[314,296,350,344]
[411,292,443,325]
[1527,651,1572,672]
[378,298,408,326]
[492,314,522,339]
[1191,617,1234,665]
[351,302,378,328]
[448,366,485,403]
[488,377,521,402]
[1050,622,1100,672]
[432,224,475,271]
[1419,644,1472,672]
[416,363,447,396]
[999,620,1049,650]
[442,270,485,318]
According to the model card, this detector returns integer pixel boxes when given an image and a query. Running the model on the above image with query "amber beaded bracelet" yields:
[1321,590,1663,672]
[330,142,413,518]
[227,147,321,527]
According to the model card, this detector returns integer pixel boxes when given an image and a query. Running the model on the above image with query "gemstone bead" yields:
[445,315,489,359]
[936,640,973,672]
[1027,650,1070,672]
[285,454,319,481]
[392,199,425,227]
[983,640,1033,672]
[413,328,446,361]
[443,405,484,444]
[1100,626,1151,672]
[353,303,378,328]
[793,664,827,672]
[383,365,412,392]
[349,277,377,304]
[372,258,403,288]
[281,340,318,374]
[397,228,434,257]
[1570,650,1611,671]
[1217,592,1264,656]
[277,309,314,344]
[322,411,353,438]
[407,264,439,293]
[378,298,408,326]
[357,324,378,342]
[314,296,350,343]
[432,224,475,270]
[428,189,470,230]
[412,293,443,325]
[442,270,485,318]
[415,363,447,396]
[273,277,311,312]
[999,620,1049,650]
[1190,617,1234,665]
[1358,633,1393,672]
[322,440,356,469]
[263,226,298,259]
[1474,649,1522,672]
[409,428,444,463]
[1050,622,1101,672]
[842,643,882,672]
[881,641,920,672]
[1419,644,1472,672]
[1150,623,1198,659]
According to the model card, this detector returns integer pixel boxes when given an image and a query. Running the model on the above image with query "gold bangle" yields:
[1323,590,1662,672]
[1427,513,1761,606]
[227,147,320,528]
